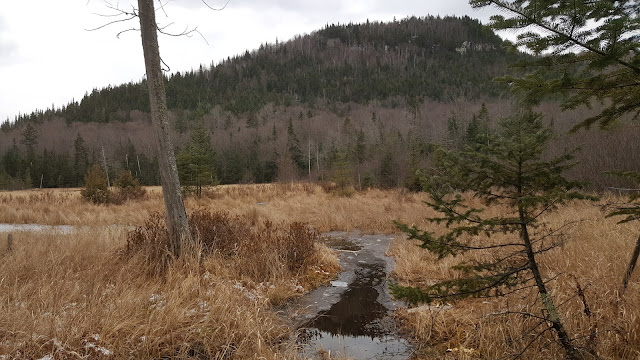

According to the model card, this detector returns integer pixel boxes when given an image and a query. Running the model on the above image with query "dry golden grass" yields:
[0,184,362,359]
[391,195,640,359]
[0,227,340,359]
[2,184,639,359]
[0,183,432,232]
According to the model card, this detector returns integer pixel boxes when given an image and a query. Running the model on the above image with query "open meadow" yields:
[0,184,638,359]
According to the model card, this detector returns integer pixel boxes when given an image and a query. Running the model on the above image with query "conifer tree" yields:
[2,139,22,179]
[465,103,490,147]
[176,125,217,197]
[73,134,89,186]
[470,0,640,129]
[81,164,112,204]
[471,0,640,291]
[20,123,38,187]
[394,110,594,359]
[286,117,304,172]
[329,148,353,196]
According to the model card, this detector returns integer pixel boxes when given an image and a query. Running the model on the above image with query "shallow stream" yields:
[293,231,411,359]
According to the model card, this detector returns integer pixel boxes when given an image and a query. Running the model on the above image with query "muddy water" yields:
[294,231,411,359]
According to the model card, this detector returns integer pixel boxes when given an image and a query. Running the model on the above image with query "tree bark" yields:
[518,205,580,360]
[138,0,192,257]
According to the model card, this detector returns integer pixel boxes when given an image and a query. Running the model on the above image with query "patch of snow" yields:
[232,281,261,301]
[37,355,53,360]
[149,293,166,309]
[85,343,113,356]
[407,304,453,313]
[330,281,348,288]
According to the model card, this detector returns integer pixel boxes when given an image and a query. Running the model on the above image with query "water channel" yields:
[294,232,412,359]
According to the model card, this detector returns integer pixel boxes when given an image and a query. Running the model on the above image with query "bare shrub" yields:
[125,210,318,279]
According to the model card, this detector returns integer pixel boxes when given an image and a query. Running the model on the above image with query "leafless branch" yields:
[506,325,554,360]
[86,15,138,32]
[157,24,209,45]
[157,0,171,17]
[486,310,548,322]
[117,28,140,38]
[160,57,170,72]
[201,0,231,11]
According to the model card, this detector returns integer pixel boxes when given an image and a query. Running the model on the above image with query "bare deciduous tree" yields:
[88,0,228,258]
[137,0,192,257]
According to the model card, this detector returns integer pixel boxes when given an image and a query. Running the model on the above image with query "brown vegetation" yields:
[0,186,345,359]
[1,185,638,358]
[0,183,433,231]
[392,195,640,359]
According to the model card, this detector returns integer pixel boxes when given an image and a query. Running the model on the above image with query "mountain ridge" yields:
[2,15,516,129]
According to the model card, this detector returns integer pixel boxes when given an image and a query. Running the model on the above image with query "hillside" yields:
[3,15,514,128]
[0,15,638,190]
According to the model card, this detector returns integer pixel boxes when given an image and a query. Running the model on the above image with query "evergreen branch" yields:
[392,264,531,304]
[484,0,640,74]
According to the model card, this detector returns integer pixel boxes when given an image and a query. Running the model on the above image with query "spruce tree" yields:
[471,0,640,292]
[286,117,304,172]
[176,125,217,197]
[394,110,594,359]
[73,134,89,186]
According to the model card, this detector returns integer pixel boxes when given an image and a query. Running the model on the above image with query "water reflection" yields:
[307,263,387,337]
[300,262,411,359]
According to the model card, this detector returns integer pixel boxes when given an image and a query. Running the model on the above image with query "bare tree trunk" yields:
[518,205,580,360]
[101,145,110,187]
[138,0,192,257]
[623,234,640,290]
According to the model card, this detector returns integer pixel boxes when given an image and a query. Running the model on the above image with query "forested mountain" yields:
[1,15,638,190]
[3,15,513,128]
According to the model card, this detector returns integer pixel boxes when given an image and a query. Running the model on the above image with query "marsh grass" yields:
[0,184,360,359]
[2,184,637,358]
[0,184,432,232]
[392,196,640,359]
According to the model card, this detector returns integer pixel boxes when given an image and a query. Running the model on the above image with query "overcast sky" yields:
[0,0,499,122]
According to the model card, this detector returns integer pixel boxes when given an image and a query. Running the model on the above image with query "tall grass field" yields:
[0,184,638,359]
